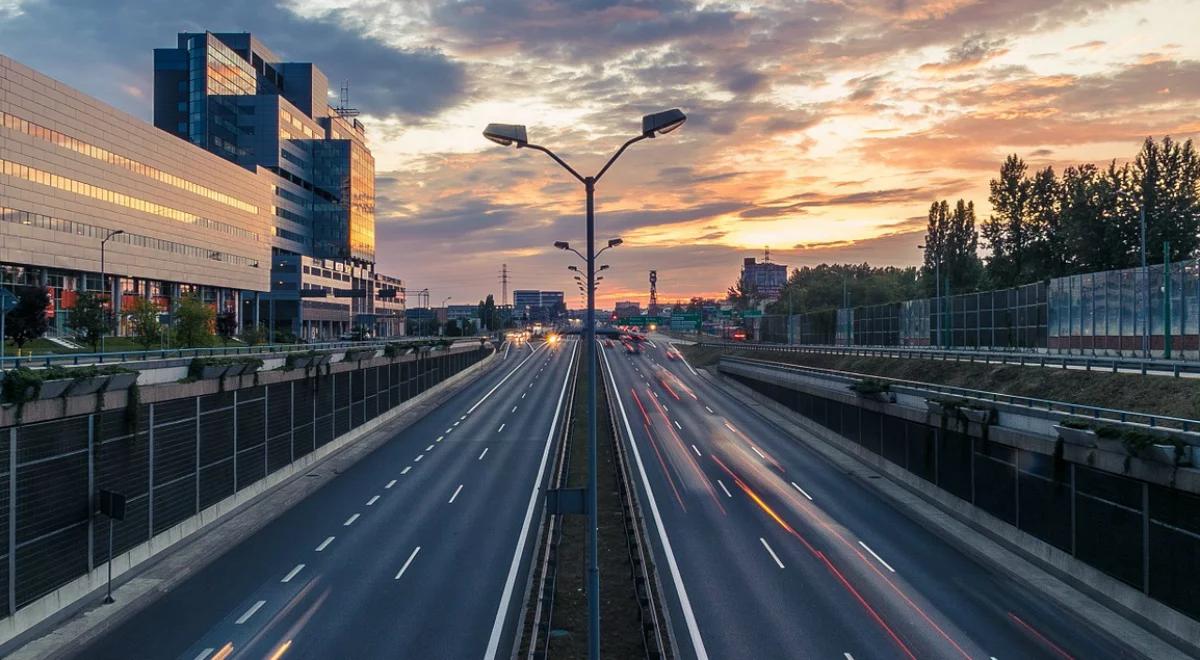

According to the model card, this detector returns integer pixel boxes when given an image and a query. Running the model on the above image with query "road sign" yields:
[0,287,16,314]
[743,310,763,318]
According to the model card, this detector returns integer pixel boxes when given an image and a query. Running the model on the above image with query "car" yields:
[666,349,679,361]
[604,339,614,347]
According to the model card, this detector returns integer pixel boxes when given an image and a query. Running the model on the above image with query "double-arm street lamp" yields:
[99,229,125,353]
[483,108,685,660]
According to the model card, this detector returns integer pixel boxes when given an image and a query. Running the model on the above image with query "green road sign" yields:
[743,310,763,318]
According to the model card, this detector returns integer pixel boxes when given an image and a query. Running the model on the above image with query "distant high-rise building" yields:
[614,301,641,319]
[512,289,565,323]
[740,257,788,301]
[153,32,400,339]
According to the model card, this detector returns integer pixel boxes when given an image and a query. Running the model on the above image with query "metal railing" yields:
[699,339,1200,378]
[0,336,480,370]
[721,354,1200,433]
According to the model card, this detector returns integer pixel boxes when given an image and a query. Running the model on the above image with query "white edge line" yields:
[600,344,710,660]
[315,536,334,552]
[858,541,896,572]
[394,546,421,579]
[675,345,699,376]
[281,563,305,583]
[760,537,785,569]
[791,482,813,501]
[483,340,577,660]
[235,600,266,624]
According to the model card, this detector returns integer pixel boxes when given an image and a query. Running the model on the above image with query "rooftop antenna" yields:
[764,245,771,263]
[335,82,360,118]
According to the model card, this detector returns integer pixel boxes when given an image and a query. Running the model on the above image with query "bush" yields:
[850,378,891,396]
[1,365,134,404]
[187,356,263,381]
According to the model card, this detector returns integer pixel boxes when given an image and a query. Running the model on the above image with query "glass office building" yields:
[154,32,401,339]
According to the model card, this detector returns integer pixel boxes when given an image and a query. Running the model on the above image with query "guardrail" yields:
[0,336,482,370]
[721,354,1200,432]
[696,339,1200,378]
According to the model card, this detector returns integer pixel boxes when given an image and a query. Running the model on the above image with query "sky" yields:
[1,0,1198,309]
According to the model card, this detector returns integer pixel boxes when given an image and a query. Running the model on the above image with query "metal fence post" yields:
[147,403,155,538]
[9,427,16,615]
[87,414,95,573]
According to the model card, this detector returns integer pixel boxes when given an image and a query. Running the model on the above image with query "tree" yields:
[4,286,50,349]
[443,319,462,337]
[923,199,983,295]
[983,155,1032,288]
[726,278,760,311]
[239,323,268,346]
[1026,166,1061,279]
[174,294,214,348]
[126,297,163,350]
[215,311,238,346]
[1134,136,1200,263]
[67,291,109,351]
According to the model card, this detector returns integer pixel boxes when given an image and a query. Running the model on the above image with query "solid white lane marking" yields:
[691,444,702,457]
[485,340,578,660]
[281,564,305,583]
[599,346,709,660]
[511,406,518,413]
[394,546,421,579]
[414,454,424,462]
[791,482,813,501]
[705,406,714,413]
[194,649,214,660]
[343,514,360,526]
[401,466,412,475]
[479,447,489,460]
[386,479,397,489]
[751,446,766,459]
[497,423,506,433]
[858,541,896,573]
[449,484,464,503]
[674,420,683,430]
[760,538,785,569]
[436,435,444,442]
[315,536,334,552]
[717,479,732,498]
[236,600,266,624]
[366,495,380,506]
[426,444,435,451]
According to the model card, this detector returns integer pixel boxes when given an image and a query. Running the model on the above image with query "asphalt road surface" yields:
[79,337,577,660]
[601,335,1133,660]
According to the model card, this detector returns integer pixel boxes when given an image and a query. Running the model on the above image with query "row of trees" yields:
[3,287,266,351]
[938,136,1200,292]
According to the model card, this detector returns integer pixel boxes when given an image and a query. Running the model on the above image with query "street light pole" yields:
[484,109,684,660]
[99,229,124,353]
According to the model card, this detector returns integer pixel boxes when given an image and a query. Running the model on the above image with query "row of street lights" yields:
[483,108,686,660]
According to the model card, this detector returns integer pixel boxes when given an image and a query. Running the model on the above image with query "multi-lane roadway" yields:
[602,335,1131,660]
[79,338,576,660]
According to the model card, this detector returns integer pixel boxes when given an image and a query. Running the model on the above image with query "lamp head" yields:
[483,123,528,147]
[642,109,687,137]
[607,238,623,248]
[554,241,570,250]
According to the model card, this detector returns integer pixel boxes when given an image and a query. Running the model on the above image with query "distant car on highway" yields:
[666,348,679,360]
[604,339,614,348]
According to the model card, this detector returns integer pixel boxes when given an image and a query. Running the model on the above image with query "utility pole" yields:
[499,263,509,308]
[1141,206,1149,358]
[648,270,658,316]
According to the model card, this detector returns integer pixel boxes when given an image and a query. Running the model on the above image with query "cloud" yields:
[0,0,466,119]
[920,34,1009,73]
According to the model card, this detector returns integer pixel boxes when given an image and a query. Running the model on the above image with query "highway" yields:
[601,335,1132,660]
[79,338,577,660]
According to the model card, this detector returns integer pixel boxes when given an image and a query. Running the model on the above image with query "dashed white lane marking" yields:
[511,406,518,413]
[674,420,683,430]
[436,435,444,442]
[705,406,714,413]
[691,444,702,457]
[760,538,785,569]
[414,455,425,462]
[750,446,766,459]
[858,541,896,573]
[529,383,533,388]
[479,448,489,460]
[344,514,360,526]
[236,600,266,624]
[460,415,467,421]
[194,648,214,660]
[394,546,421,580]
[281,564,305,583]
[366,495,380,506]
[385,479,397,489]
[522,392,527,399]
[445,428,453,434]
[315,536,335,552]
[663,405,670,412]
[426,445,435,452]
[453,421,460,427]
[401,466,412,475]
[716,479,732,498]
[497,423,506,433]
[844,654,855,660]
[449,484,464,503]
[790,482,813,500]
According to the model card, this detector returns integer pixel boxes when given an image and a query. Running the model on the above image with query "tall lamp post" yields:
[99,229,125,353]
[440,296,452,337]
[483,108,686,660]
[918,243,941,348]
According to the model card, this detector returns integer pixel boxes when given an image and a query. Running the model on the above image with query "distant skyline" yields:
[2,0,1197,307]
